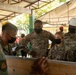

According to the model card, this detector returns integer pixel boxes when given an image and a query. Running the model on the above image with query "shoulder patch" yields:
[0,60,7,71]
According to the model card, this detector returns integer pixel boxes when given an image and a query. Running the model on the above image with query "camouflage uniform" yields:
[64,32,76,61]
[0,39,12,55]
[0,43,9,75]
[22,30,55,58]
[48,42,70,60]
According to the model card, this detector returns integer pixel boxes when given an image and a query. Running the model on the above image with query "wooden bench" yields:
[6,56,76,75]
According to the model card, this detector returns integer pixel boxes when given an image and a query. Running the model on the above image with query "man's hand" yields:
[38,57,48,75]
[31,57,48,75]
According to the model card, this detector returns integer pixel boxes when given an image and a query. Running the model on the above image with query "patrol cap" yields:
[2,21,18,32]
[69,18,76,26]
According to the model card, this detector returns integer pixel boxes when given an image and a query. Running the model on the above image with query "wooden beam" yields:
[0,13,15,21]
[0,2,31,14]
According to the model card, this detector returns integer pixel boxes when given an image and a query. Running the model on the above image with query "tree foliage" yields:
[59,0,66,2]
[9,13,29,33]
[35,0,59,19]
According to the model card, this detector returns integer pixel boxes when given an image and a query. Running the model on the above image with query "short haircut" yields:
[2,22,18,32]
[21,34,25,38]
[34,20,42,25]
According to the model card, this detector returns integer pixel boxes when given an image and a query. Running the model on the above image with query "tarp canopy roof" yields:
[0,0,54,22]
[38,0,76,25]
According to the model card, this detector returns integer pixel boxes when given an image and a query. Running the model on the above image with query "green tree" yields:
[9,13,29,34]
[35,0,59,19]
[59,0,66,2]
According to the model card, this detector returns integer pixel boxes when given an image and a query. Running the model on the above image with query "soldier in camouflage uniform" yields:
[22,20,55,58]
[1,22,18,55]
[64,18,76,61]
[48,32,70,60]
[0,22,18,75]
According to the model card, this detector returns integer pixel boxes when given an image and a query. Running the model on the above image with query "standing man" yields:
[64,18,76,61]
[19,34,25,46]
[22,20,55,58]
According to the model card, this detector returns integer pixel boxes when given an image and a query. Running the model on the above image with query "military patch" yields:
[0,60,7,71]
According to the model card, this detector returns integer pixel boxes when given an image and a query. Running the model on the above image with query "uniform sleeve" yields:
[66,50,75,61]
[48,47,54,59]
[48,32,55,47]
[22,35,30,52]
[48,49,52,59]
